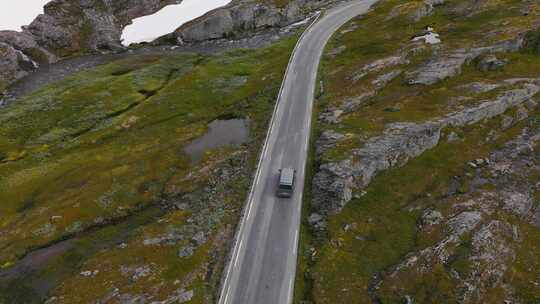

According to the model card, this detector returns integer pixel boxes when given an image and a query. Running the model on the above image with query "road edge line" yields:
[217,11,323,304]
[286,2,379,303]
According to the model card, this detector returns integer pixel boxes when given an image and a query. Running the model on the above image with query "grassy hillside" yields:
[0,37,296,303]
[296,0,540,303]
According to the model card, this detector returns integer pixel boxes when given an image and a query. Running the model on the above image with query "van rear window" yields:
[280,184,293,190]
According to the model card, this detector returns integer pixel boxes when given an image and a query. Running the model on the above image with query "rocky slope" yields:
[296,0,540,302]
[0,0,184,90]
[26,0,182,54]
[0,0,332,98]
[172,0,333,43]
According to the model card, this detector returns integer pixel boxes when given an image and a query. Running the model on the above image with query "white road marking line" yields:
[232,238,245,273]
[293,230,299,255]
[238,239,244,256]
[288,277,294,303]
[218,3,378,303]
[224,289,230,304]
[299,159,306,178]
[276,98,284,115]
[255,170,262,188]
[247,200,253,219]
[234,240,243,268]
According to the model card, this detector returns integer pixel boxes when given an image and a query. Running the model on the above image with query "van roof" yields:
[280,168,295,186]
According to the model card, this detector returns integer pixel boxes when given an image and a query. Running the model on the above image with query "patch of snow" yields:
[16,50,39,69]
[281,12,320,34]
[412,32,441,44]
[80,270,99,277]
[121,0,231,46]
[412,27,441,44]
[0,0,50,31]
[289,14,317,28]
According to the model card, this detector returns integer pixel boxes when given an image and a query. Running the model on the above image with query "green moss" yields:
[449,244,473,276]
[79,20,95,53]
[379,264,457,304]
[305,106,536,303]
[523,29,540,54]
[298,0,540,299]
[511,212,540,303]
[0,34,299,302]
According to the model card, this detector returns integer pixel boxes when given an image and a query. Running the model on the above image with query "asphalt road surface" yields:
[218,1,377,303]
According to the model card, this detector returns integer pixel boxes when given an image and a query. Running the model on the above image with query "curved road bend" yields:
[219,1,377,303]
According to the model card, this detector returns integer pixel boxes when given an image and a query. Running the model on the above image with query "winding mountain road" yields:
[218,1,377,303]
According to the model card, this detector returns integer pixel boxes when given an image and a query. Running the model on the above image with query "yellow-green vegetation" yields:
[0,36,297,303]
[262,0,294,8]
[296,0,540,302]
[317,0,539,156]
[524,28,540,54]
[298,111,538,303]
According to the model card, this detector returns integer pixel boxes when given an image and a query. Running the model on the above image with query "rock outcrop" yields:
[387,0,445,22]
[173,0,331,43]
[0,0,182,95]
[1,0,334,97]
[313,81,540,214]
[0,43,32,91]
[28,0,182,54]
[477,55,506,72]
[351,54,409,82]
[407,39,523,85]
[0,31,57,91]
[375,127,539,303]
[0,31,56,64]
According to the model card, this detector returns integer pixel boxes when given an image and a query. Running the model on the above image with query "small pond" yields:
[184,118,250,162]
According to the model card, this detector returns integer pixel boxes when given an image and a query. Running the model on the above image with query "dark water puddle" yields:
[0,240,74,281]
[184,118,249,162]
[0,206,164,303]
[0,54,117,107]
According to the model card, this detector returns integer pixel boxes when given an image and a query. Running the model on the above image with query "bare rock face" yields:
[0,43,36,91]
[27,0,181,55]
[0,0,334,94]
[313,81,540,214]
[174,0,330,43]
[477,55,506,72]
[460,220,516,303]
[407,39,523,85]
[0,31,56,64]
[352,54,408,82]
[387,0,445,22]
[378,126,539,303]
[313,122,442,214]
[407,50,474,85]
[316,130,346,156]
[0,0,183,96]
[0,31,58,93]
